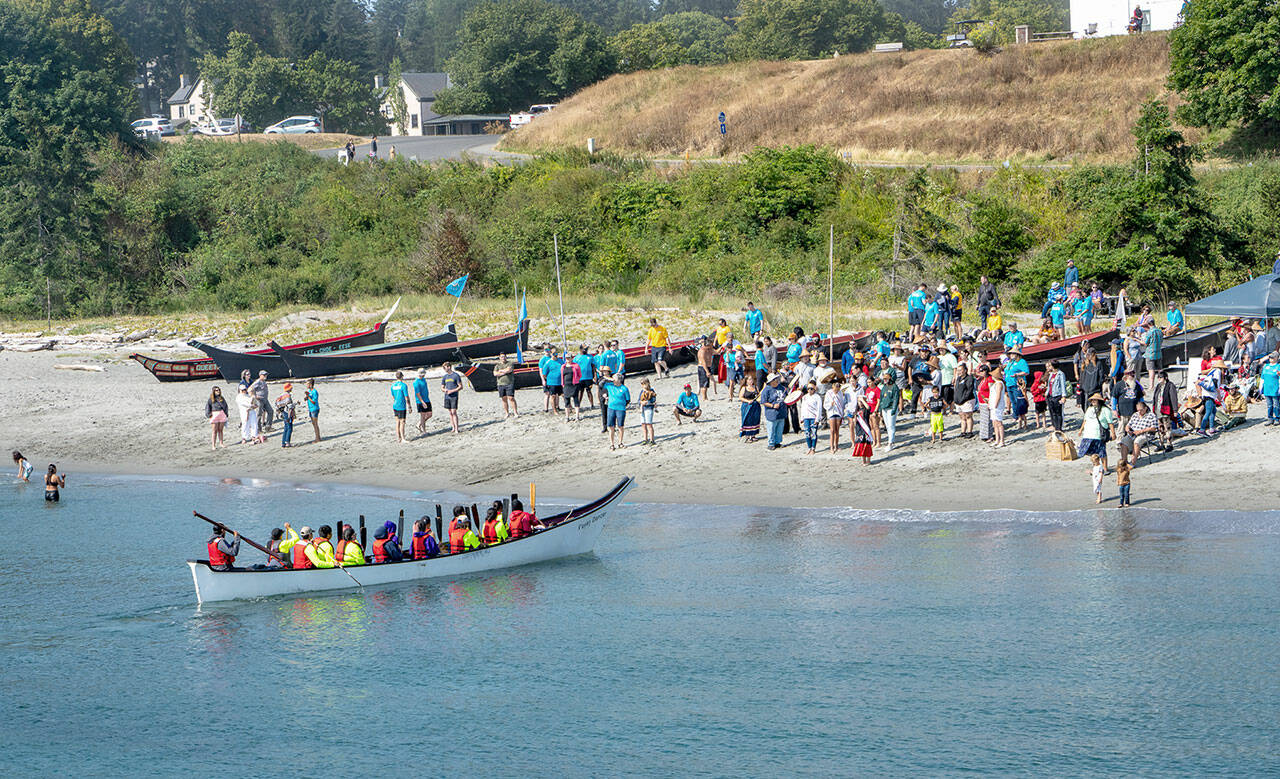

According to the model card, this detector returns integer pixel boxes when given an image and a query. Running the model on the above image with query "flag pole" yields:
[828,224,835,361]
[554,234,567,353]
[447,287,463,324]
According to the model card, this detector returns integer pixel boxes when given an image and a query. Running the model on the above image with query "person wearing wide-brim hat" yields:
[1079,392,1115,472]
[760,372,787,450]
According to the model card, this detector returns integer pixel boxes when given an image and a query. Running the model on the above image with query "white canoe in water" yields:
[189,477,635,604]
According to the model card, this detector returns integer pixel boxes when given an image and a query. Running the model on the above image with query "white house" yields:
[382,72,450,136]
[1070,0,1184,37]
[167,75,210,126]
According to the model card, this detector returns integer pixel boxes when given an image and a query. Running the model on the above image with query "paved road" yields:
[314,134,524,164]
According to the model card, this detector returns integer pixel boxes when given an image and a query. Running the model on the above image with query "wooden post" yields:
[359,515,366,551]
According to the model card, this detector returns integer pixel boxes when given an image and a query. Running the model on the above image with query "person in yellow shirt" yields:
[714,318,732,347]
[646,317,671,379]
[985,306,1004,340]
[335,525,366,565]
[306,525,337,568]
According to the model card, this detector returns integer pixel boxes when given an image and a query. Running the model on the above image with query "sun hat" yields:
[1088,393,1104,402]
[766,373,780,383]
[938,284,947,292]
[1051,281,1061,288]
[1211,358,1227,369]
[283,383,293,391]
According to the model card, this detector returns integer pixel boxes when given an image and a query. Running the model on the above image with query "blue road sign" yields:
[719,123,727,135]
[718,111,726,123]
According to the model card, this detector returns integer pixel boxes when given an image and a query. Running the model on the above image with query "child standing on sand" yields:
[1116,456,1132,507]
[1090,454,1105,504]
[927,386,945,442]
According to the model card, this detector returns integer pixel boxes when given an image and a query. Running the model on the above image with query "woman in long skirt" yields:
[739,389,761,442]
[850,397,874,465]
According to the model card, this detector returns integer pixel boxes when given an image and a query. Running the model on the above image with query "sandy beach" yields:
[2,335,1275,512]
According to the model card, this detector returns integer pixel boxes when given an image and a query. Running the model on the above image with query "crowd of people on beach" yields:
[174,256,1280,506]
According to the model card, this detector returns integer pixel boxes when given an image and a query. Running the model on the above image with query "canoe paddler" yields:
[482,505,508,545]
[307,525,337,568]
[335,525,366,566]
[207,525,240,571]
[411,518,440,559]
[507,499,542,539]
[290,526,316,569]
[371,521,403,563]
[461,519,482,551]
[449,507,469,553]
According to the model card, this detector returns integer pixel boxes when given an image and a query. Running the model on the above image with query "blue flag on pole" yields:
[445,274,469,297]
[515,290,527,364]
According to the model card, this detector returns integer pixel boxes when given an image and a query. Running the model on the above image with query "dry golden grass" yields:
[507,34,1178,163]
[160,132,362,151]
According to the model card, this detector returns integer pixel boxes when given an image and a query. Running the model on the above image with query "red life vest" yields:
[509,511,533,539]
[449,526,467,553]
[207,538,232,567]
[483,520,499,544]
[372,537,389,563]
[293,540,314,569]
[335,539,348,561]
[412,534,429,559]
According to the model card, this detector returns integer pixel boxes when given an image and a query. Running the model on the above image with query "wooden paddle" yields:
[194,511,285,564]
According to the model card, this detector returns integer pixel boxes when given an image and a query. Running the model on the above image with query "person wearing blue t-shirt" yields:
[785,334,803,364]
[874,334,891,358]
[907,283,928,339]
[1165,302,1185,335]
[1003,323,1026,350]
[1261,353,1280,425]
[542,349,564,414]
[674,383,702,424]
[1073,295,1093,334]
[605,374,631,449]
[1004,353,1029,389]
[412,367,433,434]
[602,341,625,379]
[744,302,764,338]
[1049,300,1066,332]
[537,348,555,413]
[841,346,855,377]
[575,346,596,408]
[390,370,410,443]
[923,297,940,334]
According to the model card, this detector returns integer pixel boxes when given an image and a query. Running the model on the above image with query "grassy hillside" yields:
[505,34,1176,163]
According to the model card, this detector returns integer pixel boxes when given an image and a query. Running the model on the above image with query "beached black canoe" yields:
[1158,320,1232,367]
[265,321,531,378]
[133,323,390,382]
[463,338,697,392]
[191,324,458,382]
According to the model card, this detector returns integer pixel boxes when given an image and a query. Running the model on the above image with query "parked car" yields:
[192,118,249,136]
[263,115,321,134]
[131,117,174,138]
[509,103,556,128]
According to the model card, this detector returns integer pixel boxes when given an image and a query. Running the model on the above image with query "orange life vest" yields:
[483,519,499,544]
[335,539,348,560]
[372,537,389,563]
[449,525,467,553]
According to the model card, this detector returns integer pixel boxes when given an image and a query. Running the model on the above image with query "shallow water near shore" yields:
[2,474,1278,776]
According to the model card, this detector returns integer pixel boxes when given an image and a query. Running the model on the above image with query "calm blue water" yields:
[2,474,1278,776]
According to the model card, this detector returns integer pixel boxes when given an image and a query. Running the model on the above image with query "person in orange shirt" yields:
[646,317,671,379]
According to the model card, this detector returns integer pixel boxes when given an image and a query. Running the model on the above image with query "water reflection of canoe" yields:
[131,322,393,382]
[188,477,635,603]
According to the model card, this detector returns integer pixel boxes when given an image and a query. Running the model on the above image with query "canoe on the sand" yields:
[131,322,391,382]
[462,338,697,392]
[188,477,635,603]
